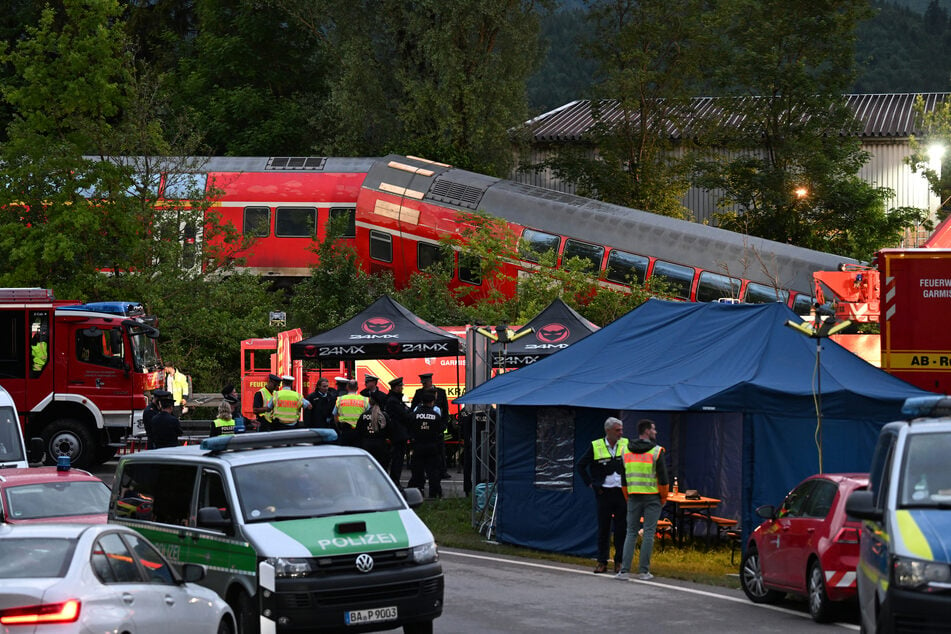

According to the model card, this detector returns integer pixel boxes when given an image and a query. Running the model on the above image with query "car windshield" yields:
[233,455,404,523]
[127,327,161,372]
[0,538,76,578]
[0,406,25,463]
[900,430,951,508]
[5,481,111,520]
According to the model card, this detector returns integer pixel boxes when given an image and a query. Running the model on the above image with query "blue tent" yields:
[457,299,931,557]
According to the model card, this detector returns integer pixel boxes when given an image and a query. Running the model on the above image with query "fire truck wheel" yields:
[42,419,96,470]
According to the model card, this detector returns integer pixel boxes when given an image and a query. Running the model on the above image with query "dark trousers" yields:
[389,441,407,487]
[408,442,442,498]
[595,487,627,565]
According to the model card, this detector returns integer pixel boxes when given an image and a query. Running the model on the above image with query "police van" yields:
[108,429,443,634]
[846,395,951,633]
[0,385,30,468]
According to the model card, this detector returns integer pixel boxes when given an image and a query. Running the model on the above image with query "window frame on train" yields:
[161,173,208,200]
[651,260,695,300]
[696,271,742,303]
[562,239,605,274]
[275,207,317,238]
[605,250,650,286]
[369,230,393,263]
[744,282,789,305]
[243,206,270,237]
[417,242,444,271]
[329,206,356,238]
[458,253,482,286]
[519,228,560,263]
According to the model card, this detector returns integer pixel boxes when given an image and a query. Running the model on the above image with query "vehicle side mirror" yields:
[755,504,776,519]
[403,487,424,509]
[29,437,45,466]
[181,562,207,583]
[197,506,232,529]
[845,490,883,522]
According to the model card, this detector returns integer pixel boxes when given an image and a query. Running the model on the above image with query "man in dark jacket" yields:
[385,377,411,487]
[577,417,629,573]
[142,389,171,450]
[304,377,337,431]
[407,389,445,498]
[149,397,183,449]
[411,372,451,479]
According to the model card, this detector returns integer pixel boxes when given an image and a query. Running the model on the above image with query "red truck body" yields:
[0,288,163,468]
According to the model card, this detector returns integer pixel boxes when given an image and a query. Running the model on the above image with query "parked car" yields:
[847,396,951,633]
[740,473,869,622]
[0,523,234,633]
[0,385,29,469]
[0,467,111,524]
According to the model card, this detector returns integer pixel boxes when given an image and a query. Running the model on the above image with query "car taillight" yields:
[0,600,81,624]
[834,527,860,544]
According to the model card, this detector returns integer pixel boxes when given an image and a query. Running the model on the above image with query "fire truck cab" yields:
[0,288,164,468]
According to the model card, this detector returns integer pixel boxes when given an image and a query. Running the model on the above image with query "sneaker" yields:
[614,572,629,580]
[636,572,654,581]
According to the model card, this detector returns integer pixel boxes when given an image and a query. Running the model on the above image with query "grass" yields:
[416,497,741,589]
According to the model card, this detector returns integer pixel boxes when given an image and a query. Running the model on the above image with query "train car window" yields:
[519,229,560,263]
[329,207,356,238]
[369,230,393,263]
[606,250,649,285]
[562,239,604,273]
[459,254,482,285]
[275,207,316,237]
[243,207,270,237]
[696,272,742,302]
[417,243,444,270]
[744,282,789,305]
[162,173,207,200]
[651,260,694,300]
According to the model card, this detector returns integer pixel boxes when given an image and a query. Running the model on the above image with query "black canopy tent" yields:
[290,295,463,361]
[491,298,599,368]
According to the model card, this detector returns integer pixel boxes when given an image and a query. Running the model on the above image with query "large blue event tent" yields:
[456,299,931,557]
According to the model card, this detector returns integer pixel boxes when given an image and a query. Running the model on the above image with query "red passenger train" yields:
[157,154,857,314]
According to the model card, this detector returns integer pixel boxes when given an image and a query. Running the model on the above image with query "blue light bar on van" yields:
[200,429,338,452]
[902,395,951,418]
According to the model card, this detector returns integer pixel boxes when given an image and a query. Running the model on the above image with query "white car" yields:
[0,523,235,634]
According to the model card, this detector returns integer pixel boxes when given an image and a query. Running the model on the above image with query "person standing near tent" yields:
[407,389,444,498]
[385,377,412,487]
[616,418,669,581]
[269,375,311,429]
[360,374,386,401]
[304,377,337,431]
[412,372,451,479]
[356,391,390,468]
[577,417,629,574]
[334,380,368,446]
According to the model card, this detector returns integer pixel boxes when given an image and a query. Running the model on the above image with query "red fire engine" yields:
[0,288,163,468]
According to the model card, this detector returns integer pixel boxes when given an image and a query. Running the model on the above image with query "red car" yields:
[0,466,111,524]
[740,473,868,622]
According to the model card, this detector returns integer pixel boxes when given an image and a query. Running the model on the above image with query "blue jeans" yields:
[619,493,662,574]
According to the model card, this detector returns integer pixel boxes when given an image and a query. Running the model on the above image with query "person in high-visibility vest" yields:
[253,373,281,432]
[334,380,368,446]
[210,401,236,437]
[269,375,311,429]
[577,417,629,574]
[615,418,669,581]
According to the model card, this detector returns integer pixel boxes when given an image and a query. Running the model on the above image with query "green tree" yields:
[906,94,951,223]
[694,0,926,261]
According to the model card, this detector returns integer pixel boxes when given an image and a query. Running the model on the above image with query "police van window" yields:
[115,463,197,526]
[76,328,124,369]
[162,173,208,200]
[745,282,789,305]
[329,207,356,238]
[275,207,316,237]
[651,260,694,300]
[197,469,233,535]
[900,431,951,507]
[417,242,443,270]
[606,250,649,285]
[0,311,26,379]
[696,272,742,302]
[519,229,560,263]
[243,207,270,237]
[459,254,482,285]
[369,230,393,262]
[562,239,604,273]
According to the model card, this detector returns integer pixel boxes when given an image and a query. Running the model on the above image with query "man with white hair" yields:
[576,417,629,574]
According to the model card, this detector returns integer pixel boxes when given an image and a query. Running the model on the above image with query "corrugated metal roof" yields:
[528,93,950,142]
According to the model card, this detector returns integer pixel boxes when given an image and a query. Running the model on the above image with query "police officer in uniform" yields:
[269,375,310,429]
[385,377,411,487]
[253,373,281,432]
[356,391,390,467]
[210,401,237,437]
[304,377,336,431]
[149,396,182,449]
[577,417,629,573]
[411,373,451,479]
[334,380,368,446]
[407,389,445,498]
[360,374,386,401]
[143,389,171,450]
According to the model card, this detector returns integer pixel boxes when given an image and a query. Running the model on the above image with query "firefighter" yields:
[253,373,281,432]
[210,401,236,437]
[269,375,310,429]
[334,380,368,446]
[407,389,445,499]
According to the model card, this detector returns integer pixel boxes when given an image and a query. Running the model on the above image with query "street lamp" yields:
[784,315,852,473]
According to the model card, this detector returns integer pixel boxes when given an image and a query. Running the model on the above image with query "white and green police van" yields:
[108,429,443,634]
[846,396,951,633]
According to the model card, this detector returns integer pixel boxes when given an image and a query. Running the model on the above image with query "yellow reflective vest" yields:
[337,394,368,428]
[624,445,663,494]
[213,418,236,435]
[592,437,629,461]
[271,388,304,425]
[256,386,274,423]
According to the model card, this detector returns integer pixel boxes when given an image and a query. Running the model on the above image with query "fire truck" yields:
[814,248,951,394]
[0,288,163,468]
